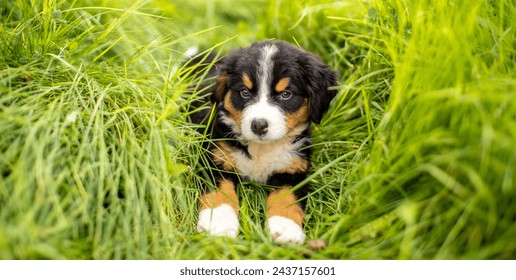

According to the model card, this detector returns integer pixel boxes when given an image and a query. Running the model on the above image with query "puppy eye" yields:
[280,90,292,99]
[239,88,251,98]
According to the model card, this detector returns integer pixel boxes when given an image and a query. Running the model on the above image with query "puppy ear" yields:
[211,73,228,103]
[303,56,339,124]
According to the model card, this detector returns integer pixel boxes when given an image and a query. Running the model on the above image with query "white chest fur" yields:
[231,139,301,184]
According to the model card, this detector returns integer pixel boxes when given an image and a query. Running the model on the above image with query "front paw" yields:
[197,204,239,238]
[268,215,306,245]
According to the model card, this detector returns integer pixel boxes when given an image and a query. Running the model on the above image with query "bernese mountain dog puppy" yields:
[187,40,338,245]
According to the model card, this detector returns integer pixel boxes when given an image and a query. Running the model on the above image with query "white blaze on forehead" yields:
[257,44,278,99]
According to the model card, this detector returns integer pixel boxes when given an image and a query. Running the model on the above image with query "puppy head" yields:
[212,40,338,142]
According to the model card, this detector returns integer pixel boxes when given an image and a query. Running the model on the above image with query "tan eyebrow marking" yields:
[275,77,290,92]
[242,73,253,89]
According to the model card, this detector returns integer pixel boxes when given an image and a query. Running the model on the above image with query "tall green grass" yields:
[0,0,515,259]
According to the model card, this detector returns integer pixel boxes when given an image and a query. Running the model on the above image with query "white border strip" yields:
[1,260,514,280]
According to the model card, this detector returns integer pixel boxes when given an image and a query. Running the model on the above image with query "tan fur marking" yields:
[200,179,239,214]
[275,77,290,92]
[223,91,243,126]
[267,188,304,226]
[286,99,309,133]
[276,156,309,174]
[213,74,228,102]
[242,73,253,89]
[211,141,237,172]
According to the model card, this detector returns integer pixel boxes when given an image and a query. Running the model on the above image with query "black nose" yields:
[251,118,269,136]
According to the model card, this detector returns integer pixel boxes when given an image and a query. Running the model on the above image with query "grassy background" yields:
[0,0,515,259]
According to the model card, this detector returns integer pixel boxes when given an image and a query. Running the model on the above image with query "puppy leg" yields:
[197,178,239,237]
[267,188,306,245]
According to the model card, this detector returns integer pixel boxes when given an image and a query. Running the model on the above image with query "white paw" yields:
[197,204,239,238]
[268,216,306,245]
